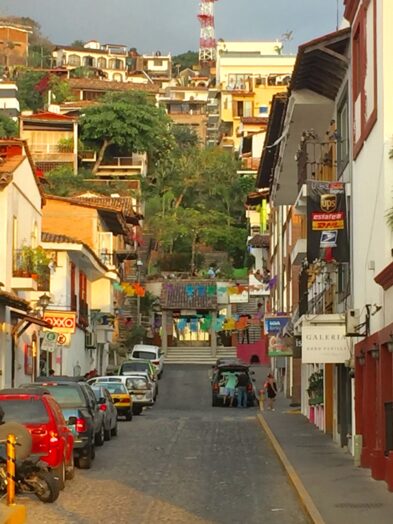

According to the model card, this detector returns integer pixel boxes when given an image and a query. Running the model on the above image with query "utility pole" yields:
[136,259,143,327]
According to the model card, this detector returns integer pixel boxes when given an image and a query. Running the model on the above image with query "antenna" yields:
[198,0,218,66]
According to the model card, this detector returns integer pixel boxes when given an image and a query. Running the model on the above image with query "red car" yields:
[0,388,74,489]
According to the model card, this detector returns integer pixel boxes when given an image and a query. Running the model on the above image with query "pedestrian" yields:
[224,372,237,407]
[236,371,249,408]
[49,369,55,376]
[265,373,278,411]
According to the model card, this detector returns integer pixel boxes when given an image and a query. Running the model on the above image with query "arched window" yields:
[112,73,122,82]
[109,58,123,70]
[83,55,95,67]
[68,54,81,67]
[97,57,107,69]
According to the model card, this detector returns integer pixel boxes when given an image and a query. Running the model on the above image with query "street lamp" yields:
[370,343,380,360]
[136,260,143,327]
[37,293,51,376]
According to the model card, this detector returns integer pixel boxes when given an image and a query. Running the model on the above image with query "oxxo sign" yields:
[43,312,76,334]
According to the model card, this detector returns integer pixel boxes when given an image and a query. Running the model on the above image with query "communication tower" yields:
[198,0,218,65]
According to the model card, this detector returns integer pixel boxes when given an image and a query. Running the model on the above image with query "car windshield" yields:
[121,362,148,374]
[126,377,148,390]
[42,385,85,408]
[0,399,49,423]
[99,383,127,394]
[132,351,155,360]
[91,387,103,400]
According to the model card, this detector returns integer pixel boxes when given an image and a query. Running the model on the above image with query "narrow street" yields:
[24,366,308,524]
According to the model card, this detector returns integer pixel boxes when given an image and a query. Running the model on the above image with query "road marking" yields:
[257,413,325,524]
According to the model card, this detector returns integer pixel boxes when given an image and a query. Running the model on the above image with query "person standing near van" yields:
[236,371,249,408]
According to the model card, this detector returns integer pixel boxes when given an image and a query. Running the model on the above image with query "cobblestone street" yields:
[22,366,308,524]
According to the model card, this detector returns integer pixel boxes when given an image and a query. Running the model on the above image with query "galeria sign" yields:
[301,324,350,364]
[43,312,76,334]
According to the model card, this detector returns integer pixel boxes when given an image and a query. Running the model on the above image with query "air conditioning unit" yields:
[345,309,360,336]
[85,331,96,349]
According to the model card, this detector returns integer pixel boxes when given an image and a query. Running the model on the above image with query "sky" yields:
[0,0,345,55]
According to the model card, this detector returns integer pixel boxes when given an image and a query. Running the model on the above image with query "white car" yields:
[130,344,164,378]
[88,374,157,402]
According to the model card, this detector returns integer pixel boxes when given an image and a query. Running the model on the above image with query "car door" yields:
[82,384,101,434]
[47,396,73,463]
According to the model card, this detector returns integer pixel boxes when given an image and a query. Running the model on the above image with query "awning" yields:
[11,312,52,338]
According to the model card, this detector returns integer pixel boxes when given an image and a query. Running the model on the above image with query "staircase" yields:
[164,346,237,364]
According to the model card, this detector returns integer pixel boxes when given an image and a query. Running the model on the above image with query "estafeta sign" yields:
[302,324,350,364]
[43,312,77,334]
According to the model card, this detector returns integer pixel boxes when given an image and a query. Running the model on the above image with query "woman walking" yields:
[265,373,278,411]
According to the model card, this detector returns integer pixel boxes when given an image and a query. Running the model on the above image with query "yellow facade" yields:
[216,42,296,150]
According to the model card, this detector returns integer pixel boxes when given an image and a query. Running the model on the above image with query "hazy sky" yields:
[0,0,344,55]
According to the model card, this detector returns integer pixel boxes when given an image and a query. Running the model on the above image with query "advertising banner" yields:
[307,181,349,263]
[302,324,350,363]
[41,331,58,352]
[268,335,294,357]
[264,316,290,334]
[249,274,270,296]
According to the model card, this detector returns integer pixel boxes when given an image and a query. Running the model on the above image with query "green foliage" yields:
[125,325,146,348]
[49,76,74,104]
[70,40,85,48]
[15,70,46,111]
[0,114,18,138]
[80,91,174,171]
[44,165,135,197]
[173,125,199,148]
[173,51,199,71]
[70,67,98,79]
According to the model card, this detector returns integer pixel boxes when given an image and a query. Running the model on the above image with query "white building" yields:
[0,81,20,121]
[41,233,116,377]
[0,139,47,387]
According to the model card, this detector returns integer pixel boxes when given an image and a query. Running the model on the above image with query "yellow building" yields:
[216,41,295,151]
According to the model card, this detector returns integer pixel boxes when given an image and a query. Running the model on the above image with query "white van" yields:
[130,344,164,378]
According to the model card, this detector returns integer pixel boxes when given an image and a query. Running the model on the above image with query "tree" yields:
[0,114,18,138]
[70,40,85,48]
[49,76,74,104]
[15,70,46,111]
[173,51,199,72]
[173,125,199,149]
[80,91,174,174]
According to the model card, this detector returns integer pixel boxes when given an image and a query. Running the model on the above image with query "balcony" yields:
[12,250,49,291]
[79,299,89,328]
[290,239,307,266]
[28,144,76,164]
[96,155,147,178]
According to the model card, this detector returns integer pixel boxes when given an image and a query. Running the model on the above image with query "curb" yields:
[257,413,325,524]
[0,504,26,524]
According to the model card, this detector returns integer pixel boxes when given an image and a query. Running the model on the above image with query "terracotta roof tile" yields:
[161,281,217,310]
[68,78,159,93]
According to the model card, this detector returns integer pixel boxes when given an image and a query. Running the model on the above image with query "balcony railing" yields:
[296,130,337,193]
[28,144,75,163]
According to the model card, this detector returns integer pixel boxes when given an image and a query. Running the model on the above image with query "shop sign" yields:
[56,333,71,347]
[41,331,58,352]
[268,335,294,357]
[264,316,290,334]
[302,324,350,363]
[307,181,349,263]
[43,312,76,334]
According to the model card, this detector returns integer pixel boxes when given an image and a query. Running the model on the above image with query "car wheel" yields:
[104,425,111,441]
[65,454,75,481]
[212,395,218,407]
[95,425,105,447]
[111,423,118,436]
[125,410,133,421]
[158,370,163,379]
[76,448,92,470]
[53,460,65,490]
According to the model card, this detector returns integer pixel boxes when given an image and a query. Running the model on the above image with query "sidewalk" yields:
[258,397,393,524]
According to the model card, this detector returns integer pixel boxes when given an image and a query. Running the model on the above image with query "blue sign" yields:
[264,316,290,334]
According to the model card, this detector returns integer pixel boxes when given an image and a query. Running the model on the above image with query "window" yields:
[83,56,95,67]
[337,91,349,175]
[259,105,268,115]
[154,59,163,67]
[337,262,350,301]
[43,386,85,408]
[109,58,123,70]
[68,54,81,67]
[97,57,107,69]
[352,0,377,157]
[0,399,49,423]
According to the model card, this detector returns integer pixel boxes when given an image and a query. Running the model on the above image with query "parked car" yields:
[94,382,132,421]
[0,388,74,489]
[122,375,155,415]
[88,374,157,404]
[119,359,158,382]
[211,363,256,407]
[27,378,105,469]
[91,385,118,440]
[129,345,164,378]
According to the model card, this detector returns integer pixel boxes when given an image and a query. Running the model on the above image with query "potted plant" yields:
[19,245,35,277]
[307,370,324,405]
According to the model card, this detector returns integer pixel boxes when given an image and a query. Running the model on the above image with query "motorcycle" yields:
[0,420,59,503]
[0,454,60,503]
